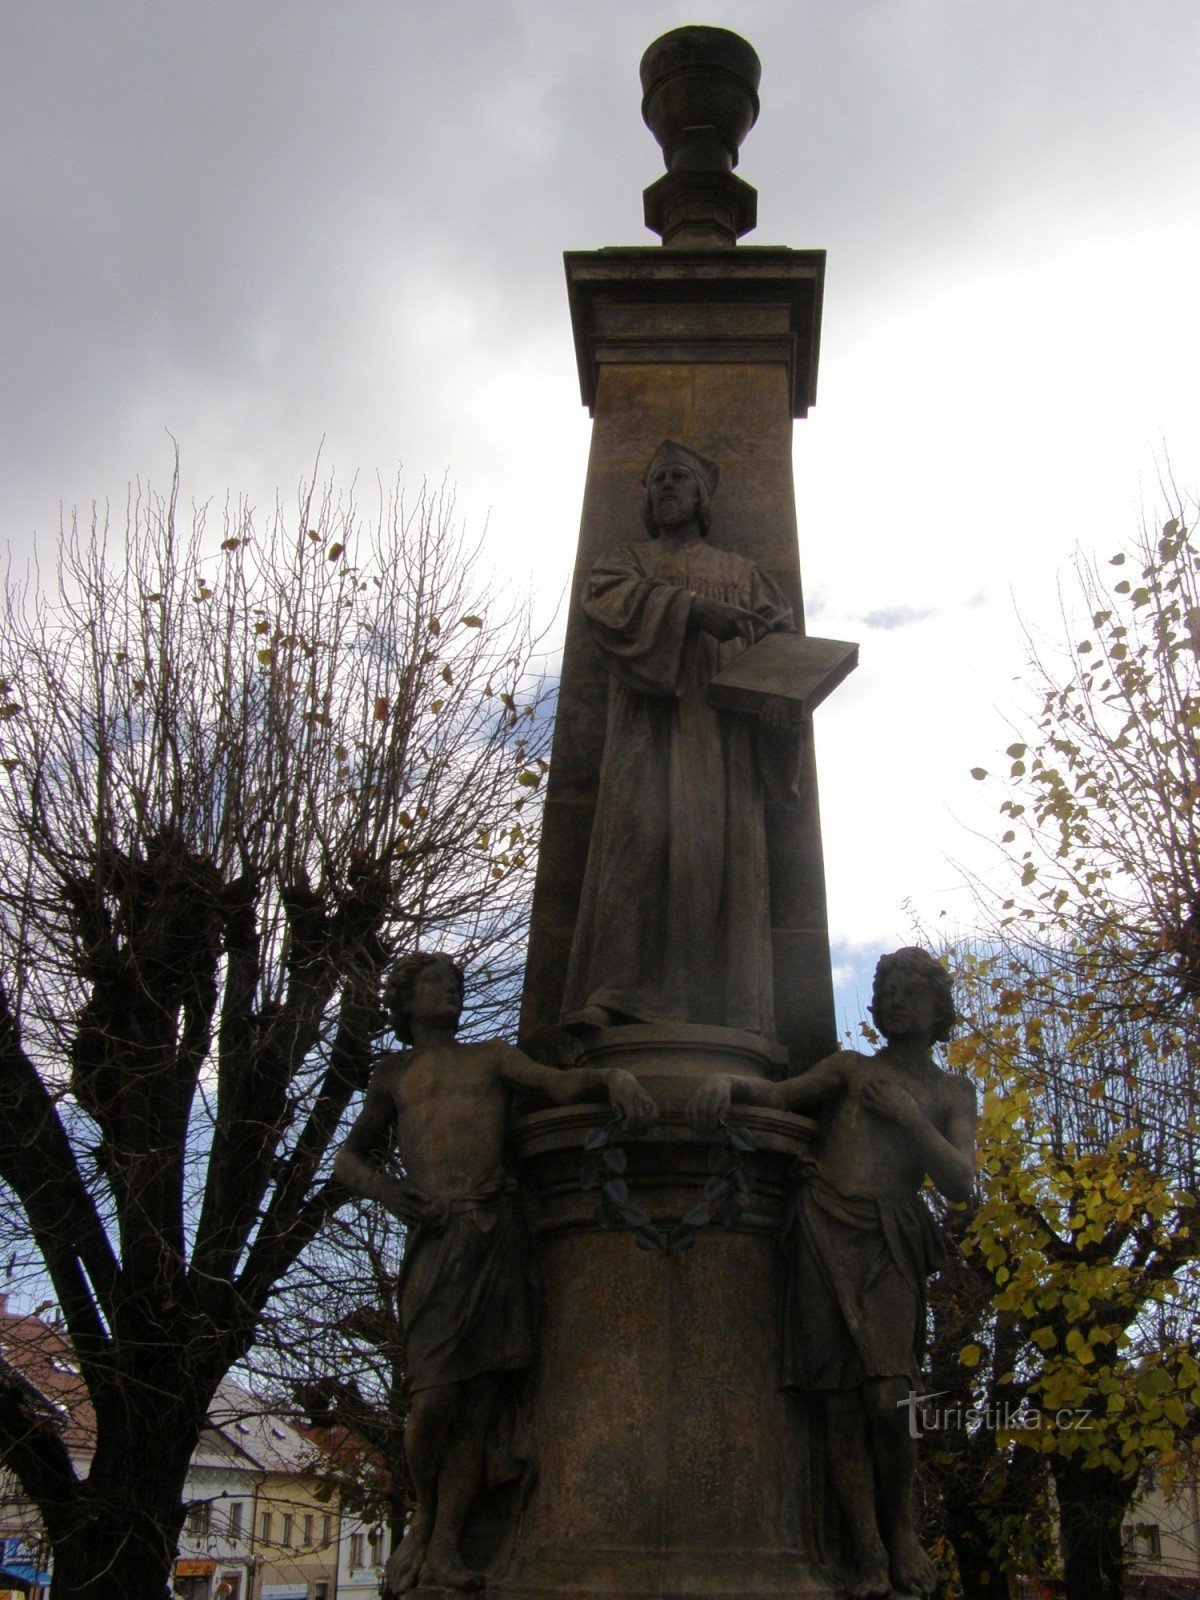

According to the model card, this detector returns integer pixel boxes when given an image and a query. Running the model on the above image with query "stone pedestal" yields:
[502,29,845,1599]
[495,1032,836,1600]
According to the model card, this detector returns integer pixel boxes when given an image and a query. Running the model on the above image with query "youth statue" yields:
[334,953,657,1593]
[690,948,977,1599]
[562,439,803,1038]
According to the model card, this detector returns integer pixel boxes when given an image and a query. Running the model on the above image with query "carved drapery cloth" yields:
[562,538,799,1036]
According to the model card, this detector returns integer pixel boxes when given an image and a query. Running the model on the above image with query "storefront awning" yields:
[1,1562,54,1586]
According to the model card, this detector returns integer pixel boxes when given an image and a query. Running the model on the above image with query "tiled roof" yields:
[0,1313,341,1483]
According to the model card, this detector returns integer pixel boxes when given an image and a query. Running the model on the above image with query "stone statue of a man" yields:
[691,948,977,1599]
[335,953,657,1593]
[562,439,802,1038]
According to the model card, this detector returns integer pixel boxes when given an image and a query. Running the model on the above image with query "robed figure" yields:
[563,441,801,1038]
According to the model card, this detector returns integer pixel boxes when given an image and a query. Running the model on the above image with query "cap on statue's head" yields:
[642,440,720,497]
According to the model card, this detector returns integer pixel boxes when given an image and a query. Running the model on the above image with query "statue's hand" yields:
[381,1180,447,1229]
[691,597,766,642]
[861,1074,920,1128]
[688,1074,733,1134]
[607,1069,658,1135]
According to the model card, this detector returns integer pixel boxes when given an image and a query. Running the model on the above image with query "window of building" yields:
[227,1501,243,1540]
[349,1532,365,1567]
[281,1512,293,1546]
[185,1501,211,1536]
[1125,1523,1163,1559]
[321,1513,332,1547]
[303,1512,313,1546]
[259,1511,273,1544]
[312,1584,330,1600]
[370,1527,384,1566]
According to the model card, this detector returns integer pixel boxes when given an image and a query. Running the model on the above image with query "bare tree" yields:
[0,463,549,1599]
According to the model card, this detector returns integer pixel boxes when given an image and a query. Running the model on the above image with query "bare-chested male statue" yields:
[335,953,658,1593]
[690,948,976,1600]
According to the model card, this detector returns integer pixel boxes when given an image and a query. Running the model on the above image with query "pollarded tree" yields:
[0,464,549,1600]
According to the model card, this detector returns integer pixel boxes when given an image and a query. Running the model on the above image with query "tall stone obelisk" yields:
[497,29,842,1600]
[519,26,835,1073]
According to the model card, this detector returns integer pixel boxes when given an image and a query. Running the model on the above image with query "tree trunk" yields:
[46,1395,198,1600]
[1051,1454,1133,1600]
[941,1496,1013,1599]
[45,1509,178,1600]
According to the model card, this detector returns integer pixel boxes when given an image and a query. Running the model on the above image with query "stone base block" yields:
[499,1028,834,1600]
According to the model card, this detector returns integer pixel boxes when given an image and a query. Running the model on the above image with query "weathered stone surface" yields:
[519,350,838,1068]
[559,450,804,1041]
[497,1072,836,1600]
[334,956,657,1594]
[690,949,978,1599]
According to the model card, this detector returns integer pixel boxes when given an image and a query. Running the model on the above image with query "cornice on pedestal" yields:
[563,245,826,420]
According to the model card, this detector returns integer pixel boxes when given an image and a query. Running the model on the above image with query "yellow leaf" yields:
[959,1343,983,1368]
[970,767,988,780]
[373,697,389,723]
[328,542,344,562]
[256,649,275,666]
[461,615,483,628]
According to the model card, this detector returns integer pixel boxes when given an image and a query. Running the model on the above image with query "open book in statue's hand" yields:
[708,631,858,720]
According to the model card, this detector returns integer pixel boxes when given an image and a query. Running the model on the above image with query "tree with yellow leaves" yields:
[940,499,1200,1599]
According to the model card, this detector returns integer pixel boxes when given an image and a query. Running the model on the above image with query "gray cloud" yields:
[4,0,1200,952]
[860,604,939,631]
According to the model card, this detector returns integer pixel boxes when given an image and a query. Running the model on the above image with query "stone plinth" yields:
[570,1021,786,1114]
[495,1031,835,1600]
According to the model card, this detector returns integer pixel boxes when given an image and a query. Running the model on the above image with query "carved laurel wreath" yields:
[579,1112,757,1253]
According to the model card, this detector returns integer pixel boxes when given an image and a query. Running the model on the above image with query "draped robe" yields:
[562,537,799,1037]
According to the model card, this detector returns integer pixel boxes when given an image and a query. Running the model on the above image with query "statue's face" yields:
[648,462,701,530]
[408,959,464,1026]
[873,969,937,1043]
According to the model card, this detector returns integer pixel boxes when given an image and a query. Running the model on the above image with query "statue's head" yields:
[641,439,718,537]
[384,951,465,1043]
[869,947,956,1045]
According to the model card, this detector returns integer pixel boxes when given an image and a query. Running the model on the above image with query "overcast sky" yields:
[4,0,1200,1021]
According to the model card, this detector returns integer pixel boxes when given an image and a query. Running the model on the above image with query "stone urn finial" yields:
[640,26,761,247]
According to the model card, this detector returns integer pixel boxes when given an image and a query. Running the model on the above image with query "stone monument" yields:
[336,25,976,1600]
[501,25,856,1600]
[690,948,977,1598]
[334,953,657,1592]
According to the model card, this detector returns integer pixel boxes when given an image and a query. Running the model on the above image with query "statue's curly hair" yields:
[383,952,465,1044]
[869,947,957,1043]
